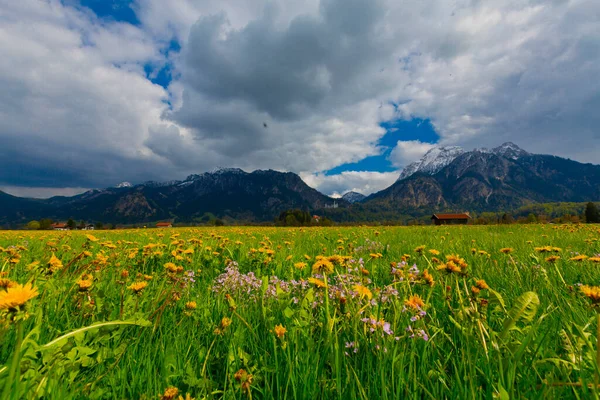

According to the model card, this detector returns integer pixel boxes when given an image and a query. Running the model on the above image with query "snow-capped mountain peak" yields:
[208,167,245,175]
[397,146,465,181]
[491,142,529,159]
[115,182,133,188]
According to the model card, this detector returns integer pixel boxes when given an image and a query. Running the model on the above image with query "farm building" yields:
[156,222,173,228]
[51,222,69,230]
[431,213,471,225]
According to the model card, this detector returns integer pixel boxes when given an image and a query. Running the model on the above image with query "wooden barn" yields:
[156,222,173,228]
[431,213,470,225]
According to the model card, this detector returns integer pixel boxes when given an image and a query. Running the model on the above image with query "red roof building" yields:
[51,222,69,230]
[156,222,173,228]
[431,213,470,225]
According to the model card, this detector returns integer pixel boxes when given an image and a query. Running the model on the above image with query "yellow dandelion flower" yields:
[274,324,287,338]
[0,278,17,290]
[164,262,178,273]
[570,255,588,262]
[475,279,489,290]
[185,301,197,310]
[499,248,513,254]
[405,294,425,310]
[353,284,373,300]
[545,255,561,263]
[428,249,440,256]
[86,234,99,242]
[414,245,426,254]
[161,387,179,400]
[581,285,600,304]
[0,282,39,311]
[421,269,435,287]
[48,253,63,273]
[127,281,148,294]
[294,262,307,270]
[590,257,600,263]
[76,278,93,292]
[312,259,334,275]
[308,277,327,288]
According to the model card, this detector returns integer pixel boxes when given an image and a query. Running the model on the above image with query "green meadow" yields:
[1,224,600,399]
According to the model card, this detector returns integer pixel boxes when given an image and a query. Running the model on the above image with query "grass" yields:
[0,224,600,399]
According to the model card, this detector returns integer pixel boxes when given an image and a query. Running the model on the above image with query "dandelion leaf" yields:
[500,291,539,341]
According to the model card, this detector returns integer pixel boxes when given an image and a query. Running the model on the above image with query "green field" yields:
[1,225,600,399]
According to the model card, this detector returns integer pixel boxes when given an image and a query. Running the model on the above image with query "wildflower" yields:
[545,255,561,263]
[0,282,39,311]
[185,301,197,310]
[405,294,425,311]
[127,281,148,294]
[0,278,17,290]
[274,324,287,338]
[86,234,99,242]
[234,369,253,395]
[369,253,383,259]
[428,249,440,256]
[308,277,327,288]
[76,278,93,292]
[312,259,334,275]
[164,262,179,273]
[414,245,426,254]
[570,255,588,262]
[500,248,513,254]
[353,284,373,300]
[437,261,462,273]
[161,387,179,400]
[120,270,129,279]
[475,279,489,290]
[590,257,600,263]
[48,253,63,273]
[581,285,600,304]
[421,270,435,287]
[294,262,307,270]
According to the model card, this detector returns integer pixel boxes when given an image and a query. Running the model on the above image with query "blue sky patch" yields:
[324,118,439,175]
[79,0,140,25]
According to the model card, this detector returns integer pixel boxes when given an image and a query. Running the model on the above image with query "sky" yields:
[0,0,598,198]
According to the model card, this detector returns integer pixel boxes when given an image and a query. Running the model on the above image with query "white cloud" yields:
[301,171,400,196]
[389,140,436,167]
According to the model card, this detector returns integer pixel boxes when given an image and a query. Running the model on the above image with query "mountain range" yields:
[1,143,599,226]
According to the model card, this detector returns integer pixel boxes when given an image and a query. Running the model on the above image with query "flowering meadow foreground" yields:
[1,225,600,399]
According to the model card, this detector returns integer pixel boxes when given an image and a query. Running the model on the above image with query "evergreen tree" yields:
[585,202,600,223]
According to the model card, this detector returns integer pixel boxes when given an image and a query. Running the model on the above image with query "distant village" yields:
[47,221,174,230]
[41,213,474,230]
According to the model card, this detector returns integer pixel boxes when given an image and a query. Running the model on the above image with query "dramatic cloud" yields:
[389,140,436,168]
[0,0,598,196]
[0,0,173,190]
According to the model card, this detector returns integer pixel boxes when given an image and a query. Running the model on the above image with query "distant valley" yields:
[1,143,599,226]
